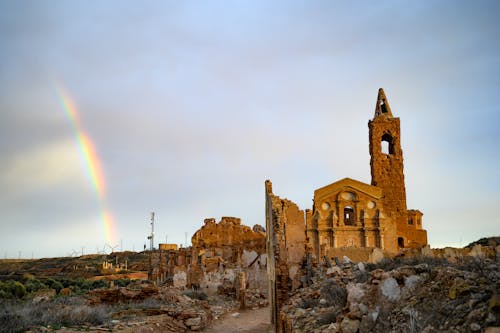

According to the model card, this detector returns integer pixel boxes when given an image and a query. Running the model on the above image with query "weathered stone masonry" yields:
[265,180,307,331]
[149,216,267,299]
[266,88,429,332]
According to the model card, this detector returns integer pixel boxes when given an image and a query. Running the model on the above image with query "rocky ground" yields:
[280,254,500,333]
[0,279,271,333]
[202,306,272,333]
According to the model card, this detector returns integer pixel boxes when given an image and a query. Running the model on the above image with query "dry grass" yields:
[0,297,109,333]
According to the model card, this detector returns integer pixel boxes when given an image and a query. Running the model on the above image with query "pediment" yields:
[314,177,382,201]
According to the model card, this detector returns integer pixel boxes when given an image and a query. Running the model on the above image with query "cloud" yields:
[1,139,90,198]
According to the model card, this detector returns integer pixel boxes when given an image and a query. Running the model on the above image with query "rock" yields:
[295,308,306,317]
[326,266,342,276]
[421,326,438,333]
[32,289,56,303]
[231,312,240,318]
[369,310,378,322]
[404,275,420,289]
[343,256,353,264]
[469,245,485,258]
[358,303,368,315]
[381,277,400,301]
[185,317,202,327]
[369,248,384,264]
[357,262,365,272]
[370,269,386,281]
[346,283,365,310]
[470,323,481,331]
[340,317,360,333]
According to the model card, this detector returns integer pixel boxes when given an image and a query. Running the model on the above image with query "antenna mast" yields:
[150,212,155,251]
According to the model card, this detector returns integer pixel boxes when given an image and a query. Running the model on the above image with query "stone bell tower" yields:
[368,88,407,218]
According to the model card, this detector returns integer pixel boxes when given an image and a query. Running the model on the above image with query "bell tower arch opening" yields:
[381,133,395,155]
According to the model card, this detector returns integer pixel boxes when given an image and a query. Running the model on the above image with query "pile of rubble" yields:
[84,282,216,332]
[280,255,500,333]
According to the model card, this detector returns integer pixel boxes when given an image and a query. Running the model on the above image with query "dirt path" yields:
[202,306,273,333]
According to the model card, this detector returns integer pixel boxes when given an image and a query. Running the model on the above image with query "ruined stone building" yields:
[149,216,267,298]
[266,88,429,330]
[305,88,427,257]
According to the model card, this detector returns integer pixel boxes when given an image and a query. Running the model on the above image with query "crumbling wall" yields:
[266,180,307,332]
[190,216,267,296]
[149,216,268,305]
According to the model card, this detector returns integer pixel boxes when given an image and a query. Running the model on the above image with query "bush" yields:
[45,279,64,294]
[24,279,48,293]
[0,297,109,332]
[115,279,131,287]
[0,280,26,299]
[134,298,162,309]
[91,279,109,289]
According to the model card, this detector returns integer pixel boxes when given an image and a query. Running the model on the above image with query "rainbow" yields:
[56,85,117,245]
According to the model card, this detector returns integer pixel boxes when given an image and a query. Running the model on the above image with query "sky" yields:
[0,0,499,258]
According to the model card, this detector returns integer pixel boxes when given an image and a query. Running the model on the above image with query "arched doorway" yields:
[397,237,405,248]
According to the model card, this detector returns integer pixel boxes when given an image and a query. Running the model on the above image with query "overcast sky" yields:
[1,0,499,258]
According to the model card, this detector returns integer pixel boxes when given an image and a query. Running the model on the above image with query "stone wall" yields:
[265,180,307,332]
[149,216,268,301]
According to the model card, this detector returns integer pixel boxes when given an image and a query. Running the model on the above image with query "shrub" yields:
[91,279,109,289]
[80,279,94,290]
[24,279,48,293]
[115,279,131,287]
[0,280,26,299]
[134,298,162,309]
[0,297,110,332]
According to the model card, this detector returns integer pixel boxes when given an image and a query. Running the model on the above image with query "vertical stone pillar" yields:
[265,180,307,333]
[239,271,246,310]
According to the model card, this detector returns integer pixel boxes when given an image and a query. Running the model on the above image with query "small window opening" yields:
[381,133,395,155]
[380,100,388,113]
[344,206,355,225]
[408,217,413,225]
[398,237,405,248]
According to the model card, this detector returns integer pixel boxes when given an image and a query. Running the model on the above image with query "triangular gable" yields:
[314,177,383,201]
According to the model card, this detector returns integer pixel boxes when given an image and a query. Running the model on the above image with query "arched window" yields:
[344,206,355,225]
[381,133,395,155]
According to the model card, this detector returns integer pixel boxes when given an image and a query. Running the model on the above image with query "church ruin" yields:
[306,88,427,256]
[266,88,429,329]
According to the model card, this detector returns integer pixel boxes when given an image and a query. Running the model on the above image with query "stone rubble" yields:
[279,255,500,333]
